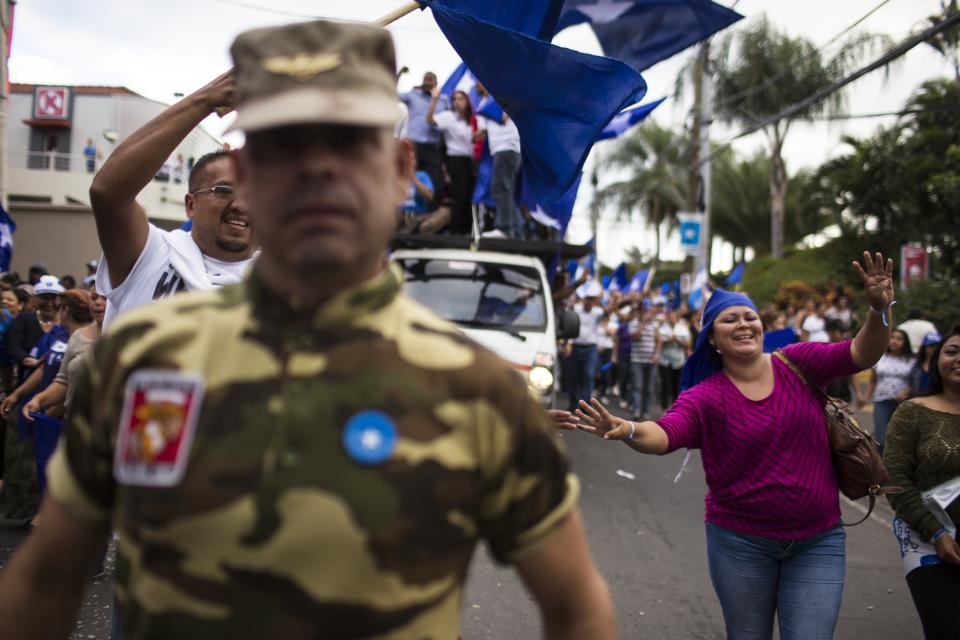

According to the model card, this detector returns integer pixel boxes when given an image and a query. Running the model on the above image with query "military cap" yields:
[228,20,402,132]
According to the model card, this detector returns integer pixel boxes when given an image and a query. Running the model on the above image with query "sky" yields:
[9,0,956,270]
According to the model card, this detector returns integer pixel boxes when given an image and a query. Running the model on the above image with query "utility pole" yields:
[0,0,9,209]
[684,41,713,276]
[696,42,713,275]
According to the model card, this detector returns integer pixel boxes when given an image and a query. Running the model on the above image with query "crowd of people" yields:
[396,71,554,240]
[0,17,954,640]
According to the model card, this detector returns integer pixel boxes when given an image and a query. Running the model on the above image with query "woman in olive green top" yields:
[884,326,960,639]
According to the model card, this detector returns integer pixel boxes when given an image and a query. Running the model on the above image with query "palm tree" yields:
[920,1,960,82]
[713,16,889,258]
[711,149,833,258]
[596,122,686,266]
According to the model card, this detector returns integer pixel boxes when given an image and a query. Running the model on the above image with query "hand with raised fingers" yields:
[852,251,895,312]
[575,398,633,440]
[547,410,580,431]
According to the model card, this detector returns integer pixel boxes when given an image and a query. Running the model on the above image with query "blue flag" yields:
[0,204,15,272]
[612,262,629,290]
[628,269,649,293]
[423,0,647,203]
[597,96,666,141]
[725,262,746,286]
[431,0,565,40]
[555,0,743,72]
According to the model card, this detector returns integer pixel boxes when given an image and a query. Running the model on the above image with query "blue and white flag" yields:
[0,204,16,272]
[423,0,647,203]
[440,63,483,107]
[597,96,666,141]
[628,269,649,293]
[688,266,709,310]
[677,212,702,256]
[555,0,743,72]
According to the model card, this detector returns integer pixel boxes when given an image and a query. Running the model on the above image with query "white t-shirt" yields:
[433,111,473,157]
[480,115,521,155]
[801,314,829,343]
[573,304,603,346]
[97,224,254,328]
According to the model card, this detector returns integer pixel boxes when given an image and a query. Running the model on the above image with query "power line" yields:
[714,0,898,111]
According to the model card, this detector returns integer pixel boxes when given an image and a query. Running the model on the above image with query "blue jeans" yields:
[706,522,846,640]
[872,399,900,454]
[568,344,598,410]
[630,361,653,417]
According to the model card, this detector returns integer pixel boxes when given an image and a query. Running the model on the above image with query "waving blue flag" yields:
[597,96,666,141]
[431,0,565,40]
[423,0,647,203]
[628,269,649,293]
[0,204,15,272]
[556,0,743,72]
[725,262,746,286]
[612,262,629,290]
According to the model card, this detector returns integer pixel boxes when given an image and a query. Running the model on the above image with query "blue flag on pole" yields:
[430,0,565,40]
[555,0,743,72]
[612,262,629,290]
[628,269,649,293]
[597,96,666,141]
[0,204,14,272]
[725,262,746,286]
[423,0,647,203]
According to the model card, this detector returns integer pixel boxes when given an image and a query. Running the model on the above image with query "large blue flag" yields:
[597,96,666,141]
[612,262,629,290]
[0,204,16,272]
[430,0,565,40]
[423,0,647,203]
[555,0,743,72]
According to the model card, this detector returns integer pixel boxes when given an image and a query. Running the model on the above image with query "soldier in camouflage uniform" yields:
[0,19,614,640]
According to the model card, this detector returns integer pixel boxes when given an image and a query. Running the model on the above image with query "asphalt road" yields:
[460,419,922,640]
[0,406,924,640]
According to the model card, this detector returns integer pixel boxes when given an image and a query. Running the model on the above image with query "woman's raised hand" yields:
[575,398,634,440]
[852,251,895,311]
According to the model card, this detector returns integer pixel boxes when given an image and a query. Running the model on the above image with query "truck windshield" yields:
[397,258,548,331]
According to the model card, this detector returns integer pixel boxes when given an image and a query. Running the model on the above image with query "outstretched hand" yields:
[575,398,633,440]
[547,410,580,431]
[852,251,894,311]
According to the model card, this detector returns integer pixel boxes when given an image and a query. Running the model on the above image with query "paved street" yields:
[461,421,922,640]
[0,403,924,640]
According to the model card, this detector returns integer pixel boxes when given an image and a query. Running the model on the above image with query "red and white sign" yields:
[900,244,928,289]
[34,86,70,120]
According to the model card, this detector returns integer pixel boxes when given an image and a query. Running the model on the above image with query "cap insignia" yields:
[262,52,343,81]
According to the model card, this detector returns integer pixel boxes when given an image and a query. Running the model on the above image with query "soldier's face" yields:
[237,124,412,274]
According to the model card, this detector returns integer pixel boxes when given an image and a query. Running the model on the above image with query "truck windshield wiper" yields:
[457,319,527,342]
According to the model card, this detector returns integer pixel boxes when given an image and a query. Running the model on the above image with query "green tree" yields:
[597,122,686,266]
[920,0,960,83]
[710,150,832,258]
[815,79,960,275]
[713,16,887,258]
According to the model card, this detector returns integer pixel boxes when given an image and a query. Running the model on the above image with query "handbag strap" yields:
[773,350,833,407]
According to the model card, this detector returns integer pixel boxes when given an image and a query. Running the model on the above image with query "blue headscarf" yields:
[679,288,758,391]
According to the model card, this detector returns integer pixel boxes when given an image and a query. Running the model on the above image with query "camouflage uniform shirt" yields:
[47,265,578,639]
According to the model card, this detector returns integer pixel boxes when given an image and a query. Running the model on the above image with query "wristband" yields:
[626,422,636,441]
[870,300,896,327]
[931,528,951,543]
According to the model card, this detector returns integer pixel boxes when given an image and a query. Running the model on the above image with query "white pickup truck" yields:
[392,241,582,407]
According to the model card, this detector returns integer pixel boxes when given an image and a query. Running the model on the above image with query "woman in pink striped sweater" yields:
[576,252,895,640]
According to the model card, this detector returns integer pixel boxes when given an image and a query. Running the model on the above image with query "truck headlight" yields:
[528,365,554,391]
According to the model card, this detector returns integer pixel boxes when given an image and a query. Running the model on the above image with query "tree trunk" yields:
[769,142,787,259]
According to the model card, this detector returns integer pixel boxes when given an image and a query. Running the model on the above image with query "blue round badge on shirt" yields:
[342,411,397,466]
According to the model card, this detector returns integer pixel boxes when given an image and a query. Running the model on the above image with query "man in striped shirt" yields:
[629,306,659,419]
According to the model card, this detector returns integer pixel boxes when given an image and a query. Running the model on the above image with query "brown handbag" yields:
[774,350,901,526]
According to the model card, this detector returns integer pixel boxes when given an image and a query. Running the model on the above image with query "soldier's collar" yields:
[245,264,401,328]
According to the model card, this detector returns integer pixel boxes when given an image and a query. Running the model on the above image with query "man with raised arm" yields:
[0,20,614,640]
[89,71,257,326]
